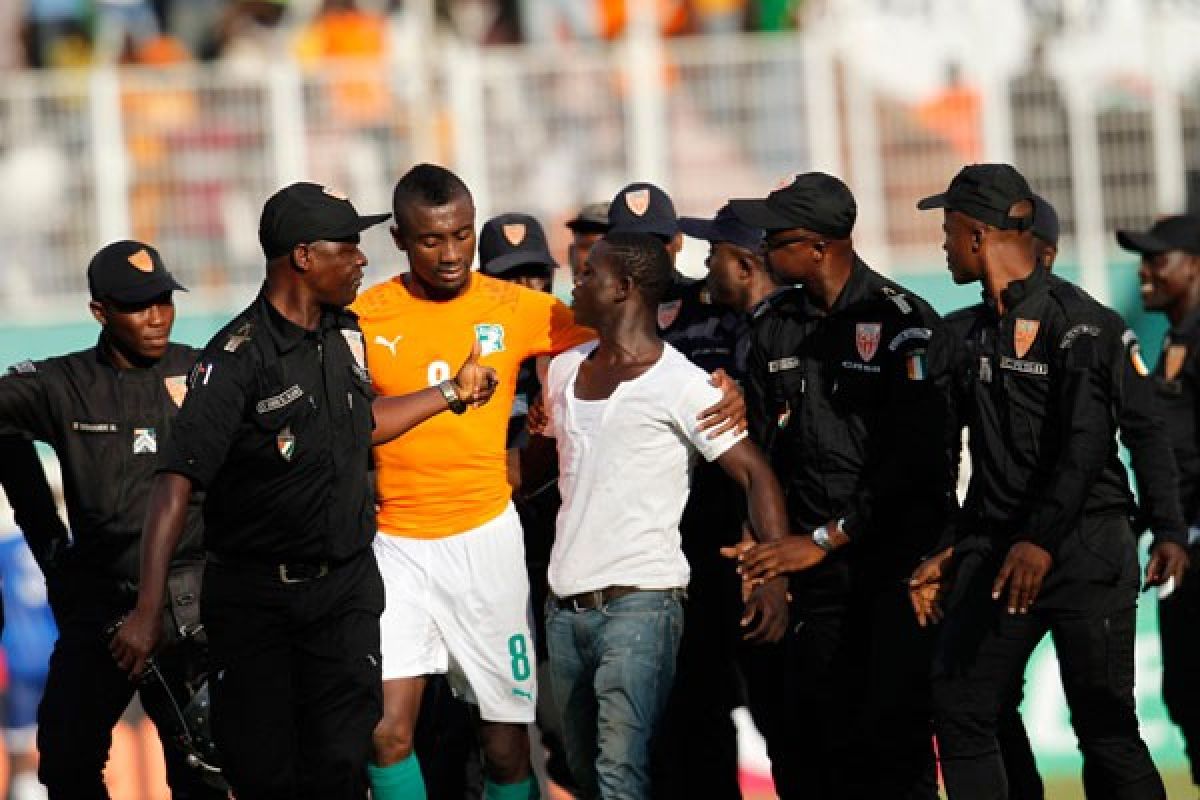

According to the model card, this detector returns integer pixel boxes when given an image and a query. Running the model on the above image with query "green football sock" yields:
[367,752,426,800]
[484,774,540,800]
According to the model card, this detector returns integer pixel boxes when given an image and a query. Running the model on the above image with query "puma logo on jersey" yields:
[374,334,404,356]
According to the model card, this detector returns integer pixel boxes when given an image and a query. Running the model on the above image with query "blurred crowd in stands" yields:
[1,0,807,71]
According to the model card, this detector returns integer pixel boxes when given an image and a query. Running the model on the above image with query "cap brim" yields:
[481,250,557,276]
[678,217,722,243]
[105,273,188,304]
[916,193,949,211]
[726,199,796,232]
[1116,229,1170,255]
[566,217,610,234]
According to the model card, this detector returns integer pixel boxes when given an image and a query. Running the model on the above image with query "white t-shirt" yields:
[544,341,746,597]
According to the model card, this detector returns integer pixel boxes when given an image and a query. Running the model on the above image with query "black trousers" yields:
[1159,554,1200,786]
[651,561,743,800]
[37,596,225,800]
[740,561,937,800]
[202,551,384,800]
[933,516,1164,800]
[996,682,1045,800]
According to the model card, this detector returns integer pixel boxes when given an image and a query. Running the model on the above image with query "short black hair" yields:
[599,232,673,305]
[392,164,472,230]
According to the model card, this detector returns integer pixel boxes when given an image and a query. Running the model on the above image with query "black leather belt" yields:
[553,586,651,611]
[206,552,348,584]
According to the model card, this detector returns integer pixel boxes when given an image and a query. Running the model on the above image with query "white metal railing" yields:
[2,27,1198,318]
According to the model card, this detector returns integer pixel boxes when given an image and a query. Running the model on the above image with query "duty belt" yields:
[205,551,354,584]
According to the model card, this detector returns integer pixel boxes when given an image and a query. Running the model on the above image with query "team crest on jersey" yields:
[625,189,650,216]
[277,426,296,462]
[855,323,882,362]
[127,249,154,273]
[132,427,156,455]
[657,299,682,329]
[475,323,506,356]
[164,375,187,407]
[1166,344,1188,382]
[503,223,527,246]
[1014,319,1040,358]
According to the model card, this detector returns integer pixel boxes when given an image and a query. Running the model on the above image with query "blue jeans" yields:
[545,589,685,800]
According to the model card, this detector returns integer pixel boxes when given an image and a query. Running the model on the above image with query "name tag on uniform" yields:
[999,356,1049,376]
[768,356,800,373]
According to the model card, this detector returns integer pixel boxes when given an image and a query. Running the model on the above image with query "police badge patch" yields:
[277,426,296,462]
[625,189,650,216]
[855,323,882,362]
[1014,319,1040,358]
[657,299,682,330]
[164,375,188,407]
[133,427,157,455]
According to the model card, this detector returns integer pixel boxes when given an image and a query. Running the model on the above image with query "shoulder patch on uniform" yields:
[888,327,932,351]
[1121,328,1139,347]
[223,322,254,353]
[6,360,36,375]
[1058,323,1101,349]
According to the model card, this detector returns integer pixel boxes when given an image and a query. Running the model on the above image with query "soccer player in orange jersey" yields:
[353,165,745,800]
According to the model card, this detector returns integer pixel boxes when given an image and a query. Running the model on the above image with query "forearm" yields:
[371,387,453,445]
[744,460,789,544]
[134,472,193,615]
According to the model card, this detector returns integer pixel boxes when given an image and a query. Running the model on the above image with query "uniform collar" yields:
[1171,305,1200,338]
[257,290,344,355]
[94,333,167,374]
[998,265,1048,314]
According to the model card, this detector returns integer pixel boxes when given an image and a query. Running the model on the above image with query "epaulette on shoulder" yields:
[222,321,255,353]
[6,359,36,376]
[753,285,803,319]
[878,285,915,315]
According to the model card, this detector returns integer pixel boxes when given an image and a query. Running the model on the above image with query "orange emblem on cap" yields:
[1165,344,1188,382]
[1013,319,1040,358]
[503,223,527,247]
[322,186,348,201]
[127,249,154,273]
[625,189,650,216]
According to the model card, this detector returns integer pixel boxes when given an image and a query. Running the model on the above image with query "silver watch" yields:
[812,526,835,552]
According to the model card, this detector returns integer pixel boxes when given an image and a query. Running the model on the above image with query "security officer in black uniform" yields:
[607,184,788,800]
[0,239,224,799]
[1117,212,1200,790]
[925,195,1190,800]
[111,182,500,800]
[918,164,1166,800]
[726,172,956,800]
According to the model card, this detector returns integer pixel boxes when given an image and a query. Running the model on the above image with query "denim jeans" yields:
[545,589,685,800]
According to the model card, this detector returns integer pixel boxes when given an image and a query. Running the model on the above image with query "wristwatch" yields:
[811,525,835,552]
[438,380,467,414]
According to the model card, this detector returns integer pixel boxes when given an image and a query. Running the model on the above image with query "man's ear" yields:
[88,299,107,327]
[390,224,407,253]
[291,243,311,272]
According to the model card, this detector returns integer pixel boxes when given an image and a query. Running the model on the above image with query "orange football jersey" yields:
[352,273,594,539]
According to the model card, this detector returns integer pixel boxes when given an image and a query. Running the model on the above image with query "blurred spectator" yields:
[518,0,599,42]
[94,0,162,62]
[749,0,801,31]
[691,0,747,34]
[295,0,391,124]
[23,0,90,68]
[201,0,290,71]
[1,2,23,69]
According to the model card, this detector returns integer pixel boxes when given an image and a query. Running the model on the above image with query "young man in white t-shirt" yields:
[541,232,792,799]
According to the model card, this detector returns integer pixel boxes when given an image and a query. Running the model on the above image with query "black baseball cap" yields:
[259,182,390,260]
[917,164,1034,231]
[1116,214,1200,257]
[479,213,556,276]
[608,183,678,239]
[87,240,186,304]
[566,202,611,234]
[1032,194,1059,246]
[728,172,857,238]
[679,204,764,252]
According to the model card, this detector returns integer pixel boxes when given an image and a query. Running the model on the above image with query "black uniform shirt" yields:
[159,291,376,563]
[0,341,204,592]
[954,267,1133,553]
[948,301,1185,548]
[1154,307,1200,528]
[746,257,958,563]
